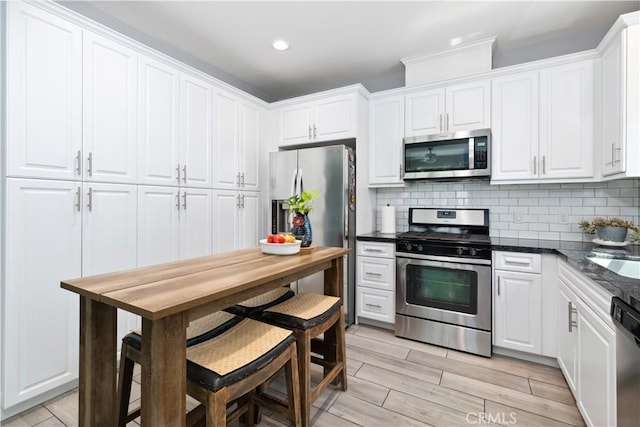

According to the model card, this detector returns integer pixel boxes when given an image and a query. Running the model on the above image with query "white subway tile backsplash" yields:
[375,179,639,242]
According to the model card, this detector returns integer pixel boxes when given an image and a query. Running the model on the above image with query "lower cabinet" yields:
[356,241,395,325]
[557,260,616,427]
[212,190,260,253]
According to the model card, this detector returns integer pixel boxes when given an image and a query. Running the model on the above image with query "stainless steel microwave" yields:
[403,129,491,180]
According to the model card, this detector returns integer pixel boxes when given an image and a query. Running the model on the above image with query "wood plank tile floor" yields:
[2,324,584,427]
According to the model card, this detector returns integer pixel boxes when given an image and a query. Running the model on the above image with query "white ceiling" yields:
[64,1,639,101]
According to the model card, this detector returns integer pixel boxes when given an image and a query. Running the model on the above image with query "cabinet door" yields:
[491,72,539,181]
[137,186,180,266]
[212,91,239,189]
[314,94,356,142]
[601,34,625,176]
[493,270,542,354]
[7,2,82,180]
[539,61,594,179]
[181,73,213,188]
[212,190,240,253]
[83,32,138,184]
[405,89,445,136]
[4,179,81,406]
[557,281,578,392]
[369,96,405,186]
[356,287,395,324]
[576,301,616,427]
[238,192,260,249]
[180,188,213,259]
[138,56,180,186]
[81,183,138,341]
[239,102,260,191]
[446,80,491,132]
[279,103,313,146]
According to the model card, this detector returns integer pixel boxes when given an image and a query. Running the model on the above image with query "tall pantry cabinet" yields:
[1,1,265,416]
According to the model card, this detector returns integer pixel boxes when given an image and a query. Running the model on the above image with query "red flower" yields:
[292,215,306,227]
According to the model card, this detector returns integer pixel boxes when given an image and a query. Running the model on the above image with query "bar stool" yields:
[225,286,294,317]
[186,318,301,426]
[117,311,242,425]
[256,292,347,427]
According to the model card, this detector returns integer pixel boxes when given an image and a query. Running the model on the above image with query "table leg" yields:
[324,256,343,298]
[79,297,117,426]
[141,314,187,427]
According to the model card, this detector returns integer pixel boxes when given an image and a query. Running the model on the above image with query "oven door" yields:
[396,255,492,331]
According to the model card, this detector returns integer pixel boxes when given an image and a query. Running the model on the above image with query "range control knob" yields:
[469,248,477,256]
[456,247,465,255]
[417,244,423,252]
[404,243,413,251]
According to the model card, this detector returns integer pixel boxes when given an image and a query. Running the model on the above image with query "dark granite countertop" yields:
[357,233,640,312]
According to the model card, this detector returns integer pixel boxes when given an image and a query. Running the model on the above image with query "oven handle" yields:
[395,252,491,266]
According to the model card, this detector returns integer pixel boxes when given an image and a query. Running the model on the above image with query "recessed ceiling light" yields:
[272,39,289,51]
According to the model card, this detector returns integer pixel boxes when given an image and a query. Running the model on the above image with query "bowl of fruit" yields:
[260,234,302,255]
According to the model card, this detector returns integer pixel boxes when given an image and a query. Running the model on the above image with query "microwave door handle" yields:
[468,137,475,170]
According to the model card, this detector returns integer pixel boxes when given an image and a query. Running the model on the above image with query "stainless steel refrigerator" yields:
[269,145,356,325]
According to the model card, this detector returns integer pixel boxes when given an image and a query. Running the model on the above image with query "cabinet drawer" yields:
[356,287,394,324]
[357,241,394,258]
[494,251,541,273]
[357,256,395,291]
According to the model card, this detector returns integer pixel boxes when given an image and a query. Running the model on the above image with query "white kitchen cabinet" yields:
[212,190,260,253]
[81,183,139,341]
[493,252,542,354]
[212,91,261,191]
[492,60,594,183]
[138,55,180,186]
[599,20,640,178]
[3,179,82,407]
[539,60,594,179]
[557,260,616,427]
[369,95,405,187]
[83,31,138,184]
[179,188,213,260]
[405,80,490,136]
[180,73,213,188]
[278,93,357,146]
[356,241,395,326]
[6,2,83,181]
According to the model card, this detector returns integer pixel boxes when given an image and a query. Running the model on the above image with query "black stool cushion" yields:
[225,288,295,317]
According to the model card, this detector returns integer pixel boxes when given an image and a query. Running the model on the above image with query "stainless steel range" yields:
[395,208,492,357]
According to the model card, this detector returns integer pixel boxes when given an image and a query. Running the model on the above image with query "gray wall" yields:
[376,179,640,242]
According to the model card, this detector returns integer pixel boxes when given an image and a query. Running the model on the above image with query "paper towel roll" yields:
[380,205,396,234]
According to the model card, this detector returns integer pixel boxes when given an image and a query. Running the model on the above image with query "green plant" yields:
[578,217,639,235]
[287,190,319,215]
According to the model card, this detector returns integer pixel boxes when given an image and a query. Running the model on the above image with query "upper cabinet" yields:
[137,55,181,186]
[492,60,595,183]
[6,2,83,181]
[405,80,490,136]
[212,90,262,191]
[83,31,138,184]
[599,17,639,178]
[368,95,405,187]
[277,92,358,146]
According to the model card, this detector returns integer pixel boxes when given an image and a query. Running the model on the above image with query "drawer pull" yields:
[365,303,382,309]
[365,248,383,253]
[503,257,532,265]
[568,302,577,332]
[366,272,382,277]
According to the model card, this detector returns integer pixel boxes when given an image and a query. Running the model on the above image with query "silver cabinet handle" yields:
[75,187,81,212]
[241,172,245,187]
[182,191,187,210]
[87,187,93,211]
[365,248,383,253]
[446,113,450,131]
[568,301,578,332]
[439,114,443,132]
[176,164,181,183]
[241,194,245,209]
[236,194,241,209]
[76,150,82,176]
[497,276,500,296]
[176,192,180,210]
[542,155,546,174]
[313,124,317,138]
[87,152,93,177]
[308,125,312,139]
[365,272,382,277]
[533,156,537,175]
[399,164,403,177]
[236,172,241,186]
[613,144,621,164]
[182,165,187,183]
[365,303,382,309]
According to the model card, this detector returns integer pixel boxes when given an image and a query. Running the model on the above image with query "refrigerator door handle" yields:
[296,168,303,195]
[290,168,298,198]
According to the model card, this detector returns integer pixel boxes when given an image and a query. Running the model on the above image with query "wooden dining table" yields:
[61,245,350,426]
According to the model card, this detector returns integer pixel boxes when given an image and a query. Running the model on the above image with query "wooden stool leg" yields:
[336,308,347,391]
[116,344,135,427]
[297,330,312,427]
[206,388,227,426]
[285,343,302,427]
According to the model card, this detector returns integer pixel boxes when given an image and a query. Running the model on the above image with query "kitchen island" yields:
[61,246,350,426]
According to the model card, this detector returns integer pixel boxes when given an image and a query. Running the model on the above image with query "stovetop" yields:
[396,231,491,245]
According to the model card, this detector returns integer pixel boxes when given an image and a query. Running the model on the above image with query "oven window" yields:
[405,138,470,173]
[406,264,478,314]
